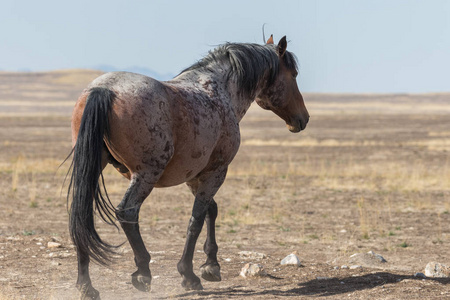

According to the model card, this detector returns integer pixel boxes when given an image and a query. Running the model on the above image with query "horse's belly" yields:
[155,153,211,187]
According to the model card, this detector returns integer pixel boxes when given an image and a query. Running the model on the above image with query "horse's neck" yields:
[226,83,254,122]
[172,69,256,122]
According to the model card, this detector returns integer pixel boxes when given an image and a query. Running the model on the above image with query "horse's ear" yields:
[278,36,287,57]
[266,34,274,45]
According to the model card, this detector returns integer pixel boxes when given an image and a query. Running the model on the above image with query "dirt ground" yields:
[0,70,449,299]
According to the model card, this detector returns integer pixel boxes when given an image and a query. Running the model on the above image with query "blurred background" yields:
[1,0,449,93]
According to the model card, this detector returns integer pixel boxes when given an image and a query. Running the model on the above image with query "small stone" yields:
[349,251,387,266]
[238,251,266,259]
[350,265,362,270]
[51,261,61,266]
[425,262,450,278]
[334,266,339,270]
[414,272,426,278]
[239,263,266,278]
[280,253,301,266]
[51,236,63,243]
[340,229,347,233]
[47,242,62,249]
[341,265,349,269]
[367,251,387,263]
[316,276,331,280]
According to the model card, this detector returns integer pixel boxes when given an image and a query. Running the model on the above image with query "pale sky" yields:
[1,0,449,93]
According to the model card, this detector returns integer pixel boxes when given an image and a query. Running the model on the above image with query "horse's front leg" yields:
[199,199,221,282]
[178,168,227,290]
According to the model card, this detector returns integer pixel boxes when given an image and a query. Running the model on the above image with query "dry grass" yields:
[228,156,450,193]
[0,72,450,299]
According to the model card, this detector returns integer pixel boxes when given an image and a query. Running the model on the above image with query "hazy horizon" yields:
[1,0,450,93]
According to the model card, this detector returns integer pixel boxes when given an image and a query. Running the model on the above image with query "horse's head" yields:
[255,36,309,133]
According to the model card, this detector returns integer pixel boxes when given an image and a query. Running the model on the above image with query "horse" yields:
[68,35,309,299]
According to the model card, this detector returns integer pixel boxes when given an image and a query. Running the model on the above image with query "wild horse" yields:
[68,35,309,299]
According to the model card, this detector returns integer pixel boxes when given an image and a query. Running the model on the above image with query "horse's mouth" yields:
[286,117,308,133]
[287,124,301,133]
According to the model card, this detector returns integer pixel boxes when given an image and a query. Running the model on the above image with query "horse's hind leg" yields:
[178,168,227,290]
[76,254,99,300]
[116,174,154,292]
[75,149,110,300]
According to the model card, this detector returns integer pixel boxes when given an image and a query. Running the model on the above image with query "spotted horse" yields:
[67,35,309,299]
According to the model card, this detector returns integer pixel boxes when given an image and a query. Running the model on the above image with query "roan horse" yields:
[68,35,309,299]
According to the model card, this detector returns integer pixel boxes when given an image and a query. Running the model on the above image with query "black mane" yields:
[180,43,298,97]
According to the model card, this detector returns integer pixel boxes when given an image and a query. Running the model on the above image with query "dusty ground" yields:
[0,70,449,299]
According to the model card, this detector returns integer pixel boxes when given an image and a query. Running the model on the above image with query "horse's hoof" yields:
[181,275,204,291]
[131,271,152,292]
[77,283,100,300]
[200,262,221,282]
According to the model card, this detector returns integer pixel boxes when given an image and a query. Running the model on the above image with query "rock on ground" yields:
[425,262,450,278]
[280,253,301,266]
[47,242,62,249]
[347,251,387,268]
[238,251,266,260]
[239,263,266,278]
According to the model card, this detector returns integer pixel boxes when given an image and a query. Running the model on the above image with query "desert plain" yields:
[0,70,449,299]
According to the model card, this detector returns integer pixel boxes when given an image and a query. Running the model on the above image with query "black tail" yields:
[68,87,117,265]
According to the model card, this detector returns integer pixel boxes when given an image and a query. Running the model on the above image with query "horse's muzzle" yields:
[287,116,309,133]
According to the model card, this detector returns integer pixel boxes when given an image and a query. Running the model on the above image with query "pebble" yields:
[238,251,266,259]
[316,276,331,280]
[425,262,450,278]
[341,265,349,269]
[350,265,363,270]
[51,261,61,266]
[47,242,62,249]
[367,251,387,263]
[280,253,301,266]
[239,263,266,278]
[414,272,427,278]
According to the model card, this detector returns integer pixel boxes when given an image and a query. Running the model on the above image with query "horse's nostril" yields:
[300,118,308,130]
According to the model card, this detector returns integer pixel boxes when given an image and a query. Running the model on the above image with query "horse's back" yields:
[89,71,166,98]
[73,71,240,187]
